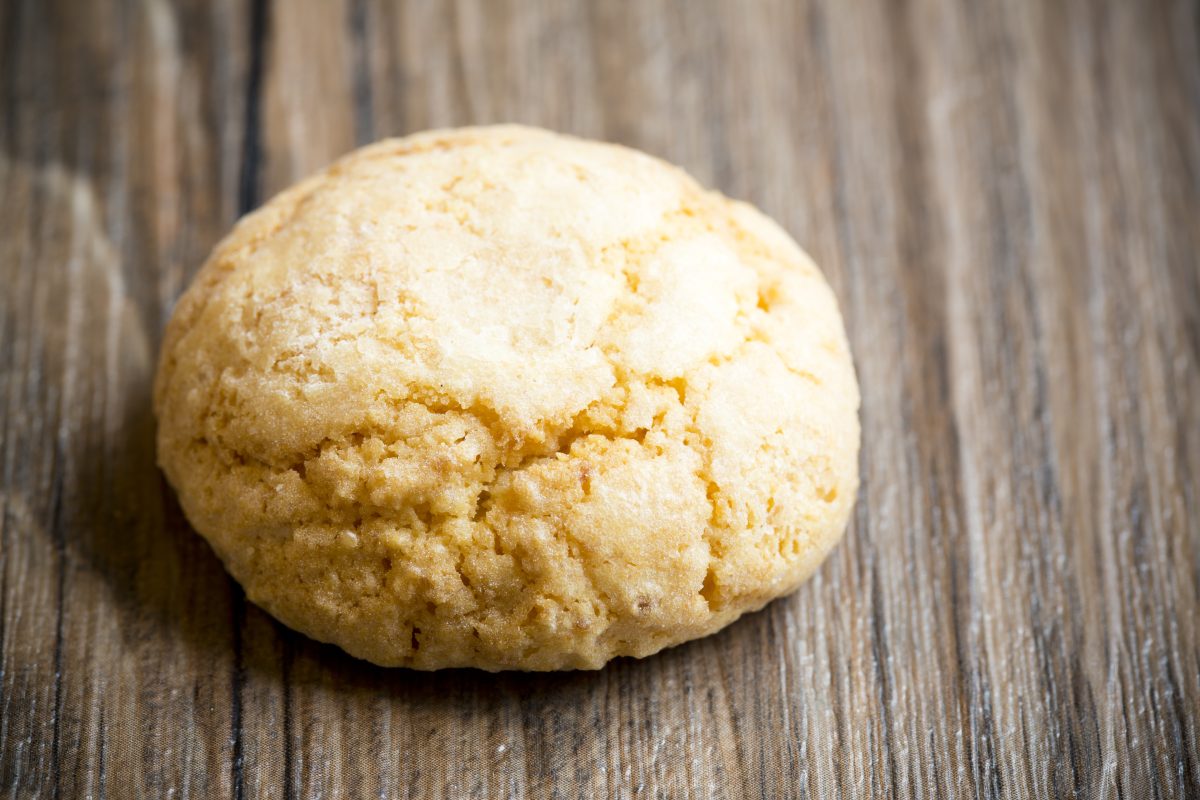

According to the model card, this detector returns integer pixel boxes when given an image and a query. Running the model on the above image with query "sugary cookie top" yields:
[154,126,859,670]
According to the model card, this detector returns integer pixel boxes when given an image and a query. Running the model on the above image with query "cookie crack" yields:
[168,166,822,637]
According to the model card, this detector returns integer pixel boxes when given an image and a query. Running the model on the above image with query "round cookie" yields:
[154,125,860,671]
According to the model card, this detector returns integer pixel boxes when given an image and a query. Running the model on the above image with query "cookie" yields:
[154,126,860,670]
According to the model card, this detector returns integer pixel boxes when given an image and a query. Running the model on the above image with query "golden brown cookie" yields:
[154,126,859,670]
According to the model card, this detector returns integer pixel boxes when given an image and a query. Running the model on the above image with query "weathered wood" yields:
[1,0,1197,797]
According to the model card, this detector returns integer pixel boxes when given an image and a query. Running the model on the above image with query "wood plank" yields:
[1,0,254,796]
[1,0,1197,797]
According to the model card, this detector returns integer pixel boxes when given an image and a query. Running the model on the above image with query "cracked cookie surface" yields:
[154,125,860,670]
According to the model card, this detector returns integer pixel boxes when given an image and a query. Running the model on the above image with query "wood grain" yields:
[1,0,1198,797]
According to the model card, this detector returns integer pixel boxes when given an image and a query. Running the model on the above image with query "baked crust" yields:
[154,126,860,670]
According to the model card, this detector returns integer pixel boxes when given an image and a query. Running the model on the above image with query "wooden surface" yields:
[2,0,1199,797]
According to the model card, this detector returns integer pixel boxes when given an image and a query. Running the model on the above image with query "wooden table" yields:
[2,0,1198,797]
